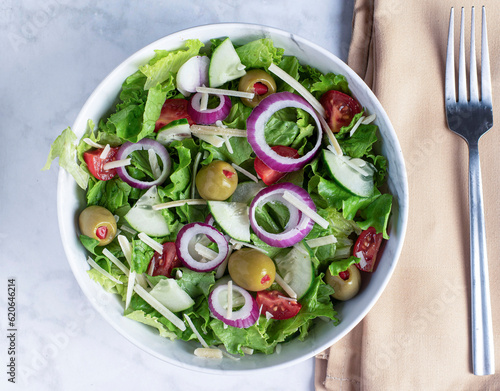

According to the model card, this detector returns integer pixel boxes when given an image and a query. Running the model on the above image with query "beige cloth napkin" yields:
[315,0,500,390]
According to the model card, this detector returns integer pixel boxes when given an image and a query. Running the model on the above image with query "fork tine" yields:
[481,6,492,104]
[458,8,468,102]
[469,7,479,102]
[445,7,456,103]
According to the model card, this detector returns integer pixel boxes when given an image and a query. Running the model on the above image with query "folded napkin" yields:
[315,0,500,389]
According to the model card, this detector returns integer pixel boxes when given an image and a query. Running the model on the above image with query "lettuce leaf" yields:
[43,127,89,189]
[235,38,284,68]
[328,256,360,277]
[140,39,204,90]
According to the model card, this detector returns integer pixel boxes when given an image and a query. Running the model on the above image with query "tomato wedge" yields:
[83,147,119,181]
[254,145,299,185]
[155,99,194,131]
[354,227,383,272]
[255,290,302,320]
[320,90,362,133]
[147,242,182,278]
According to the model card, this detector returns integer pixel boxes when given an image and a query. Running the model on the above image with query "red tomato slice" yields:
[155,99,194,131]
[83,147,119,181]
[147,242,182,278]
[254,145,300,185]
[320,90,362,133]
[255,290,302,320]
[354,227,383,272]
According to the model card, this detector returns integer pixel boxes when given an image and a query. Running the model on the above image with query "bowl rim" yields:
[57,22,409,375]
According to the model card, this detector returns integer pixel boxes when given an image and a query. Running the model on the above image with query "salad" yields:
[45,37,392,358]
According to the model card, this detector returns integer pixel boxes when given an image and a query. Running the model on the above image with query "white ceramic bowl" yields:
[57,23,408,374]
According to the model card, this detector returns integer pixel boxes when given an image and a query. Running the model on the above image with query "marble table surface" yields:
[0,1,354,389]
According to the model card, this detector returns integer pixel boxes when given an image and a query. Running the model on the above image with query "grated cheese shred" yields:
[231,163,259,183]
[282,191,329,229]
[83,138,104,149]
[103,158,131,170]
[87,256,122,285]
[138,232,163,254]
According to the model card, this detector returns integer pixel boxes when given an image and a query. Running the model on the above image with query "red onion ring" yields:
[249,182,315,248]
[115,139,171,189]
[187,92,232,125]
[175,223,228,272]
[208,283,259,328]
[247,91,322,172]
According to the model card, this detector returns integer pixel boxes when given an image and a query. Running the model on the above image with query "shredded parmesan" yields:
[339,155,373,176]
[194,242,218,260]
[226,280,233,320]
[99,144,111,159]
[102,248,129,275]
[138,232,163,254]
[125,270,136,310]
[278,295,298,302]
[356,251,367,270]
[306,235,338,248]
[114,215,120,223]
[152,199,207,211]
[268,63,324,116]
[175,269,183,279]
[274,273,297,299]
[190,151,203,199]
[190,124,246,137]
[200,91,209,111]
[349,115,365,137]
[134,284,186,330]
[184,314,208,347]
[229,239,268,254]
[148,149,162,179]
[194,347,223,359]
[362,113,377,124]
[120,225,137,236]
[256,304,264,325]
[117,235,133,266]
[223,135,233,154]
[196,86,254,99]
[196,133,225,147]
[318,114,343,156]
[275,344,282,354]
[231,163,258,183]
[241,347,254,355]
[282,191,329,229]
[215,245,233,279]
[103,158,131,170]
[87,256,123,284]
[83,138,104,149]
[265,311,274,320]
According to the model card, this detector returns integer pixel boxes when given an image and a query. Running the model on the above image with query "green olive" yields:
[228,248,276,291]
[238,69,277,108]
[325,264,361,301]
[195,160,238,200]
[79,205,117,246]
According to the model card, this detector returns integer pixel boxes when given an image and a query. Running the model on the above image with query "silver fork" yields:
[445,6,495,376]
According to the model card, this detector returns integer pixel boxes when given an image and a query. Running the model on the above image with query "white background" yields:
[0,1,354,390]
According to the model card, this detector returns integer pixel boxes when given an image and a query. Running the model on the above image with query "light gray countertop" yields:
[0,1,354,389]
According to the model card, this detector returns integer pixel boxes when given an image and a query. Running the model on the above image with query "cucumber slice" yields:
[124,186,170,236]
[156,118,191,145]
[208,201,250,242]
[230,181,265,205]
[323,149,374,197]
[274,243,314,300]
[209,38,246,88]
[149,278,195,312]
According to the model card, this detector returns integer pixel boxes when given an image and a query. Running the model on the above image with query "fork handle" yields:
[468,141,495,375]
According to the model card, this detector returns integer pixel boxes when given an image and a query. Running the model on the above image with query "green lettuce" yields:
[140,39,205,90]
[235,38,284,68]
[43,127,89,189]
